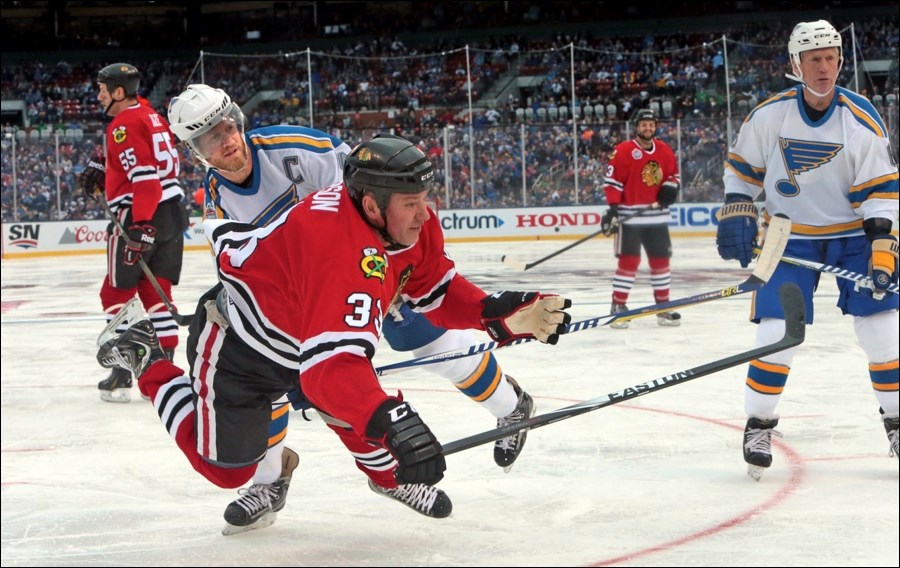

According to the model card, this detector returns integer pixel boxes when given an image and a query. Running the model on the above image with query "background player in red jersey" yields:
[601,108,681,329]
[96,134,571,529]
[78,63,186,402]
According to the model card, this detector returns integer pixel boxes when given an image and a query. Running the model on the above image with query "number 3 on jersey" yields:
[345,293,384,336]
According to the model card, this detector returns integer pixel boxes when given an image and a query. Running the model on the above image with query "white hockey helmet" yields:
[167,84,245,162]
[788,20,843,68]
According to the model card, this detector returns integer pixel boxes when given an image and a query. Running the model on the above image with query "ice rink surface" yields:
[2,235,898,567]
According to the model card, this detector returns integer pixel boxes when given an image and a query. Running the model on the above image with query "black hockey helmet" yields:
[98,63,141,97]
[635,108,656,123]
[344,134,434,210]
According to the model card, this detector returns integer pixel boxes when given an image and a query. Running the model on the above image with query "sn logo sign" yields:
[8,224,40,248]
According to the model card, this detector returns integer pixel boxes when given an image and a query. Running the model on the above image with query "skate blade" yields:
[221,512,277,536]
[657,318,682,327]
[747,464,766,481]
[99,388,131,403]
[97,298,144,347]
[609,322,629,330]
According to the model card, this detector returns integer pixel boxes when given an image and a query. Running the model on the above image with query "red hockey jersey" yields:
[603,138,678,223]
[210,183,487,437]
[104,101,183,221]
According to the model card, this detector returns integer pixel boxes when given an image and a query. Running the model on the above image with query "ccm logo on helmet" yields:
[420,171,434,182]
[185,99,228,130]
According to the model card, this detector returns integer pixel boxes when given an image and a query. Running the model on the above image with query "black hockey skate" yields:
[222,447,300,536]
[98,367,133,403]
[656,310,682,327]
[97,319,167,379]
[882,411,899,459]
[743,416,782,481]
[609,302,629,329]
[368,479,452,519]
[494,376,536,472]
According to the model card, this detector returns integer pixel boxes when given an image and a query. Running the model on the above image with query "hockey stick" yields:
[99,197,193,326]
[501,207,660,271]
[442,282,806,456]
[755,248,899,295]
[374,215,791,377]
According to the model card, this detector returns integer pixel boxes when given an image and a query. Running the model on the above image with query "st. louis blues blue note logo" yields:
[776,137,843,197]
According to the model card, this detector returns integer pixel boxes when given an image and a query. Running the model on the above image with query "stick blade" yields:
[751,214,791,283]
[777,281,806,347]
[501,255,529,271]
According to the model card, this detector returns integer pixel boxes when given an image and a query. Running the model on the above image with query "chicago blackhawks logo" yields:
[640,161,662,186]
[112,126,127,144]
[360,247,387,281]
[357,147,372,162]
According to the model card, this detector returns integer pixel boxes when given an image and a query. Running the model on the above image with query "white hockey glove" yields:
[481,291,572,347]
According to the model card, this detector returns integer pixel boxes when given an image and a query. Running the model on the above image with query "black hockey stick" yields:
[375,215,791,377]
[99,197,193,326]
[501,206,660,271]
[752,247,900,295]
[443,281,806,456]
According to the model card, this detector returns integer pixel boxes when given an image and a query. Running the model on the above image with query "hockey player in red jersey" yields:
[97,134,572,528]
[601,108,681,329]
[79,62,186,402]
[166,85,545,531]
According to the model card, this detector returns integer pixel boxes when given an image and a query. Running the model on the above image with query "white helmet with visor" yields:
[167,84,245,165]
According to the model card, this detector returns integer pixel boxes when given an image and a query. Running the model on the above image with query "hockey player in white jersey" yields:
[715,20,899,480]
[167,84,539,531]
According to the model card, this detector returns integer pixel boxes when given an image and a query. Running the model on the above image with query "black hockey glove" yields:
[367,398,446,486]
[601,204,619,236]
[657,174,680,208]
[481,291,572,347]
[124,223,156,266]
[80,157,106,200]
[715,194,758,268]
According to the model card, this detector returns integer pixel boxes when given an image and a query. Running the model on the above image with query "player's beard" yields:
[215,140,251,175]
[636,132,654,146]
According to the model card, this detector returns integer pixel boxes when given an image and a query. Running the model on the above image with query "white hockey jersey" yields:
[724,86,898,239]
[204,125,352,226]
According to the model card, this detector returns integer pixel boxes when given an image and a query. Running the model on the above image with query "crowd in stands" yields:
[2,12,897,221]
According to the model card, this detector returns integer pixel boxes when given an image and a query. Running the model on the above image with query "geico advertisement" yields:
[437,204,725,240]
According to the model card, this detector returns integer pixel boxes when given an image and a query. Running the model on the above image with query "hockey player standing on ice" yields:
[165,85,549,530]
[600,108,682,329]
[78,63,186,403]
[716,20,899,480]
[97,134,572,527]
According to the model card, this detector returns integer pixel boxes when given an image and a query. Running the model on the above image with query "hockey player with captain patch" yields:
[716,19,899,480]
